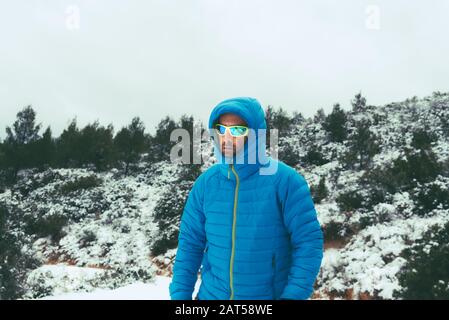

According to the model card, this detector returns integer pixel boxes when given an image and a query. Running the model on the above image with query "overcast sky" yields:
[1,0,448,140]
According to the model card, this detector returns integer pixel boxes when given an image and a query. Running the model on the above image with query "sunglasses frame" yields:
[214,123,249,137]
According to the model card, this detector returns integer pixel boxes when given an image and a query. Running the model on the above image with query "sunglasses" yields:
[214,124,249,137]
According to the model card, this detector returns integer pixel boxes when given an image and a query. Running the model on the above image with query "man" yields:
[169,97,323,300]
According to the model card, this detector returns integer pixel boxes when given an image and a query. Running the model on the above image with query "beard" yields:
[222,142,235,156]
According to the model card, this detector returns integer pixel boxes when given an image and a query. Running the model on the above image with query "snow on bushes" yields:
[1,166,167,298]
[316,210,449,299]
[24,265,106,299]
[394,222,449,299]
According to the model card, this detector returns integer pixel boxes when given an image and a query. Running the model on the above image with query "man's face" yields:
[216,113,248,158]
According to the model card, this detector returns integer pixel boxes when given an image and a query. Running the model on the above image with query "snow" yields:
[315,202,346,226]
[39,273,201,300]
[25,264,106,298]
[317,209,449,299]
[2,91,448,300]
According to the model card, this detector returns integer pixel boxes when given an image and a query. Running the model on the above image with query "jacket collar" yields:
[213,142,269,181]
[218,162,261,181]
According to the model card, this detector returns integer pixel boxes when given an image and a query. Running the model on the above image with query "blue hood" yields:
[208,97,269,180]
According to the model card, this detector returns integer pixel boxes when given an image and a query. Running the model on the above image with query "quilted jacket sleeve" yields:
[279,170,324,300]
[169,175,207,300]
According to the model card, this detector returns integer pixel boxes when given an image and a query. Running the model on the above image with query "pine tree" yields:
[114,117,146,175]
[56,118,82,167]
[313,108,326,124]
[78,121,115,171]
[411,127,436,150]
[351,92,367,113]
[265,106,292,139]
[0,203,38,299]
[291,111,305,127]
[395,223,449,299]
[323,103,348,142]
[311,176,328,204]
[304,145,327,166]
[347,119,380,169]
[148,116,177,163]
[35,126,56,170]
[4,106,42,179]
[178,114,197,165]
[278,143,299,167]
[5,106,42,145]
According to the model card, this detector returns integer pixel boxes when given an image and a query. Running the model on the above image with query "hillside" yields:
[1,92,448,300]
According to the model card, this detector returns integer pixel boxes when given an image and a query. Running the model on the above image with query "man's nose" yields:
[224,129,234,142]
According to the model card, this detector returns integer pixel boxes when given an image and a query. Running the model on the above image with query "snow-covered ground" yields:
[36,265,200,300]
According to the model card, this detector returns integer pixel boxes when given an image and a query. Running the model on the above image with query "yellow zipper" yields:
[229,164,239,300]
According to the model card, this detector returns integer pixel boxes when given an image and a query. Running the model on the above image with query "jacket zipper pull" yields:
[228,166,230,179]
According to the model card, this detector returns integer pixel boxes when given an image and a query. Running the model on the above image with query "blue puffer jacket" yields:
[169,97,323,300]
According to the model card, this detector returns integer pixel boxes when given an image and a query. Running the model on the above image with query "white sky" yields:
[1,0,448,139]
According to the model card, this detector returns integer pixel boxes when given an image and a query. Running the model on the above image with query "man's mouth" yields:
[223,145,234,151]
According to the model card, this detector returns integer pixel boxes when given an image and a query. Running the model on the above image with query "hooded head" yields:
[208,97,270,179]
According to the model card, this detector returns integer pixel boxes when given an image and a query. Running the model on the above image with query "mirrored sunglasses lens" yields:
[216,124,226,135]
[230,126,248,136]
